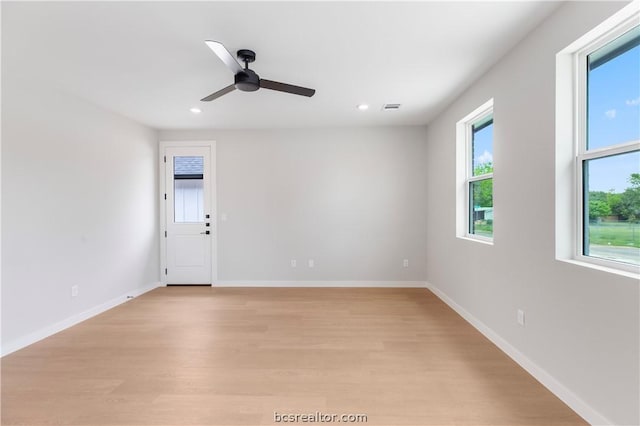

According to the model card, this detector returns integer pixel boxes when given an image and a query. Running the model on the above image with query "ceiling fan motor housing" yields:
[234,69,260,92]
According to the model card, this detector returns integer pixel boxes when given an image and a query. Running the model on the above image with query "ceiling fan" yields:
[200,40,316,102]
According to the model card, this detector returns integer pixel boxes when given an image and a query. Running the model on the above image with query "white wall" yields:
[160,127,428,283]
[1,76,160,353]
[425,2,638,425]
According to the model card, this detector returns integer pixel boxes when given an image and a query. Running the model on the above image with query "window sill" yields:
[457,235,494,246]
[557,258,640,280]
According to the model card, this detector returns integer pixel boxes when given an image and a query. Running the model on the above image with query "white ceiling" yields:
[2,1,562,130]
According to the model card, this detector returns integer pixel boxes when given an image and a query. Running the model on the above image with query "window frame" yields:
[573,15,640,273]
[456,99,494,244]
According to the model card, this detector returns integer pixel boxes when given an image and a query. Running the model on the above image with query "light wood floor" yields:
[2,287,586,425]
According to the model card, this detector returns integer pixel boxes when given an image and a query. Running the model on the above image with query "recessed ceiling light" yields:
[357,104,369,111]
[190,107,202,114]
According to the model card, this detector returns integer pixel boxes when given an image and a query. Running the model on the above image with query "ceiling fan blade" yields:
[260,79,315,97]
[200,84,236,102]
[205,40,243,74]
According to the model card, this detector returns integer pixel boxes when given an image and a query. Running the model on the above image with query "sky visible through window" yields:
[587,40,640,193]
[472,121,493,173]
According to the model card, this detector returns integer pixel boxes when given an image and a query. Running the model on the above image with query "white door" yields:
[164,146,213,284]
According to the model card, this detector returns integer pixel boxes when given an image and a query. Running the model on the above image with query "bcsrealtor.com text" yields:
[274,411,368,423]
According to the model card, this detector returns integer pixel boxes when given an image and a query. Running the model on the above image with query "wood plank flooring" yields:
[1,287,587,425]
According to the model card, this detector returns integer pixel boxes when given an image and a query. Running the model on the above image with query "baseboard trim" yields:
[426,281,611,426]
[1,282,162,357]
[212,280,428,288]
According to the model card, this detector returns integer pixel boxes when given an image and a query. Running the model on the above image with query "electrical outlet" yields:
[403,259,409,268]
[308,259,315,268]
[71,285,79,298]
[290,259,297,268]
[517,309,525,326]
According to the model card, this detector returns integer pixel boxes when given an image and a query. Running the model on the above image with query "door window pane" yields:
[583,151,640,265]
[469,178,493,238]
[174,156,204,223]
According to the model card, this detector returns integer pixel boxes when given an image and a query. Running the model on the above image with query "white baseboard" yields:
[426,281,611,426]
[212,280,428,288]
[1,282,162,357]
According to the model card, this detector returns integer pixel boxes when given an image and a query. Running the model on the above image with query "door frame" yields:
[159,140,217,285]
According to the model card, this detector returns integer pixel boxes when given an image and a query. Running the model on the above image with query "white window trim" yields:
[556,0,640,276]
[456,98,494,244]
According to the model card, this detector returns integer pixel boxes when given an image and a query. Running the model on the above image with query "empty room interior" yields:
[2,1,639,425]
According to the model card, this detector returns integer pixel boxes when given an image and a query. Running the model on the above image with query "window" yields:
[557,3,640,274]
[579,25,640,268]
[174,156,204,223]
[456,99,494,242]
